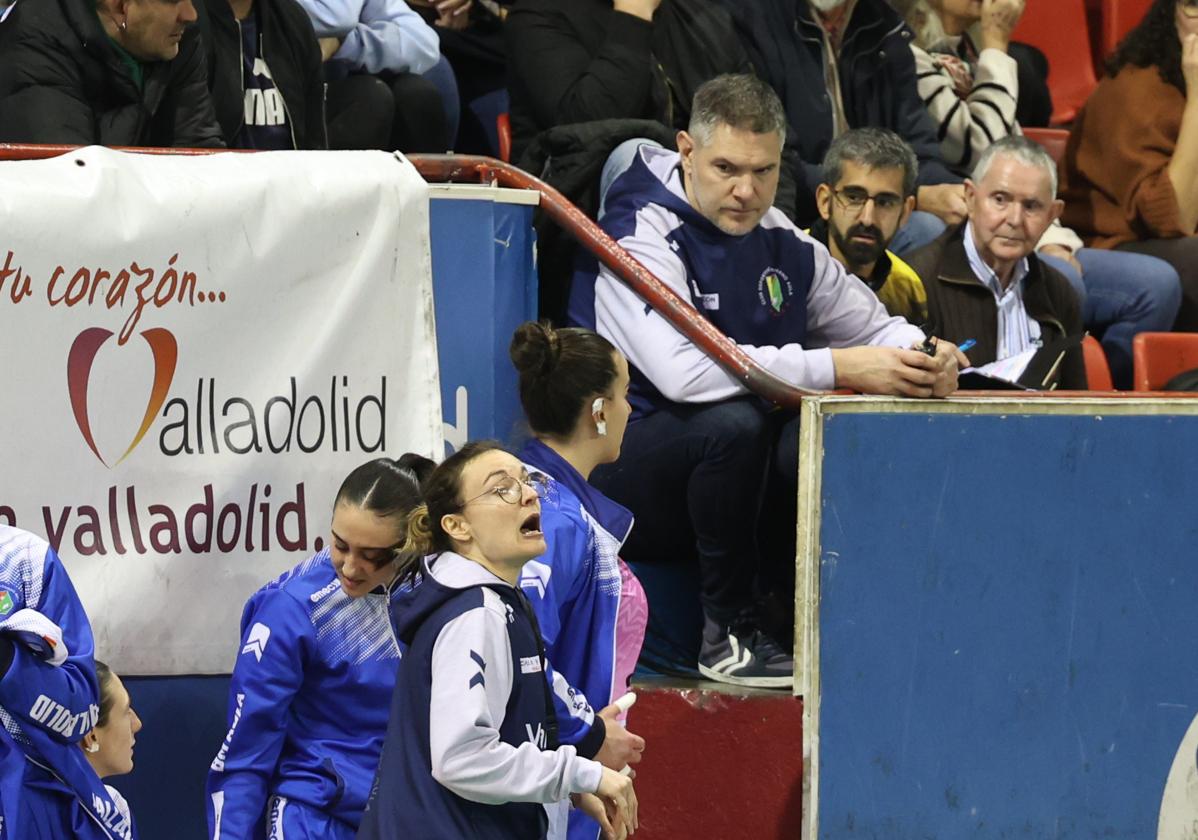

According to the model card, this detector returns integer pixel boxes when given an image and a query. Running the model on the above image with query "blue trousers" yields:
[265,796,355,840]
[1039,249,1180,389]
[591,399,800,623]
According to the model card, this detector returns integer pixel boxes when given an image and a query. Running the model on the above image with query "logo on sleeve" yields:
[469,650,486,690]
[757,267,793,316]
[240,623,271,662]
[0,591,13,616]
[520,655,543,674]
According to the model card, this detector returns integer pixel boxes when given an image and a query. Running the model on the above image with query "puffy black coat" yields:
[0,0,224,147]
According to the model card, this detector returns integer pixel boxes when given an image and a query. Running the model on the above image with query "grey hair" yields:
[971,135,1058,197]
[894,0,951,51]
[821,128,919,196]
[687,74,787,147]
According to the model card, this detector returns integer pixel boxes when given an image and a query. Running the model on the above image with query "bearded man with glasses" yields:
[906,134,1087,389]
[812,128,929,326]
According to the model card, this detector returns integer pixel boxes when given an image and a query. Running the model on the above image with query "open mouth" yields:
[519,512,543,538]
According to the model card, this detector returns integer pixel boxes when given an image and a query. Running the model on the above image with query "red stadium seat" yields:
[1082,334,1114,390]
[497,112,512,163]
[1132,332,1198,390]
[1012,0,1098,125]
[1021,127,1069,169]
[1101,0,1154,56]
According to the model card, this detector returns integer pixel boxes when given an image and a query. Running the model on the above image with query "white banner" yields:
[0,147,442,674]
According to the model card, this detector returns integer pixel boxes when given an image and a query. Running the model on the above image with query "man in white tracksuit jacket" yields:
[570,73,966,688]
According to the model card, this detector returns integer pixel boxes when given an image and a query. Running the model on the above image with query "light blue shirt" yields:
[963,221,1041,360]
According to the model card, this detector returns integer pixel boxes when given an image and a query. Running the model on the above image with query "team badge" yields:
[757,267,793,316]
[0,591,12,616]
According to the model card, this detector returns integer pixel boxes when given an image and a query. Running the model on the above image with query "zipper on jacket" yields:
[260,31,300,150]
[235,19,247,138]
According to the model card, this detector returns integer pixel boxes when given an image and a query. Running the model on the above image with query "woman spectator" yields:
[902,0,1183,386]
[205,454,433,839]
[509,321,648,840]
[357,441,638,840]
[77,661,143,840]
[1063,0,1198,330]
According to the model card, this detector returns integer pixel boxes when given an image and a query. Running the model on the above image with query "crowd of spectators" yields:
[2,0,1197,705]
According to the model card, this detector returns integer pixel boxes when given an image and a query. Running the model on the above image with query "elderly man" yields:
[812,128,927,325]
[905,135,1087,389]
[0,0,223,147]
[570,74,965,688]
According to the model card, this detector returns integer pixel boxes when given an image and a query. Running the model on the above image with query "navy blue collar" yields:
[518,439,634,545]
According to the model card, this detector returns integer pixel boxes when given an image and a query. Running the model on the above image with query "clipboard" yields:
[958,333,1084,391]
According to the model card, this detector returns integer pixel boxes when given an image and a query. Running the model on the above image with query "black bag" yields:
[1163,367,1198,391]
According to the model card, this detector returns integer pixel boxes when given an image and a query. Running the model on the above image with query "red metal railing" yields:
[0,145,816,410]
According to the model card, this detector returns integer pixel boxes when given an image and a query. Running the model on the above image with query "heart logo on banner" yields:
[67,327,179,467]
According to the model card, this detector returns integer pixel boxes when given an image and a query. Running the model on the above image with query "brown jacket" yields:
[1062,64,1190,247]
[904,224,1087,390]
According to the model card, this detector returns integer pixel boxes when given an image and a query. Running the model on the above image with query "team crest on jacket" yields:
[757,267,793,315]
[0,590,12,616]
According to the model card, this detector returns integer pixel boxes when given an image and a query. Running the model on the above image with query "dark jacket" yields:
[715,0,959,224]
[904,223,1087,390]
[0,0,223,147]
[505,0,750,163]
[196,0,327,149]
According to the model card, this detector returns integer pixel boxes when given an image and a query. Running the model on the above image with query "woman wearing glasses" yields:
[205,454,434,840]
[358,441,639,840]
[508,321,648,840]
[1063,0,1198,332]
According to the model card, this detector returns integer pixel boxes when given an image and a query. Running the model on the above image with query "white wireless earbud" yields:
[85,742,100,753]
[592,397,607,437]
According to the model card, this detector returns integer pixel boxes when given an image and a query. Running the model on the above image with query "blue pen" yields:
[957,339,977,353]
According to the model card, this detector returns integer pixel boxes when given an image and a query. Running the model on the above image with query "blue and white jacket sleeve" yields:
[522,518,602,753]
[429,601,602,804]
[206,590,310,839]
[0,542,98,744]
[302,0,440,75]
[595,209,924,398]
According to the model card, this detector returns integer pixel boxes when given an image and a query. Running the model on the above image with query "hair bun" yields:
[509,320,560,379]
[396,452,436,484]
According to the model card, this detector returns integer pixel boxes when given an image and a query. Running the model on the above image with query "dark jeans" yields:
[591,398,801,624]
[326,70,449,152]
[1115,237,1198,332]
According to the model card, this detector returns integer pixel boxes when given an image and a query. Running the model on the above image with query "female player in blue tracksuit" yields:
[205,454,433,840]
[509,321,649,840]
[0,524,133,839]
[357,441,639,840]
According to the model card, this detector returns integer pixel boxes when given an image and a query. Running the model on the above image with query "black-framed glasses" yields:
[831,186,905,214]
[460,472,553,508]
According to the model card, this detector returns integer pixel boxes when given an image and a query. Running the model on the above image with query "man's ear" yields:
[815,183,834,222]
[677,130,695,170]
[963,178,977,215]
[898,194,916,229]
[1050,198,1065,224]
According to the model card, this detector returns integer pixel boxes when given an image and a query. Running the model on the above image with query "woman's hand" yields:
[318,37,342,62]
[1183,33,1198,98]
[612,0,663,23]
[979,0,1025,52]
[595,766,639,837]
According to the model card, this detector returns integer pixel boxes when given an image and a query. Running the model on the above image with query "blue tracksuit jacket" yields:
[205,550,401,838]
[0,525,134,840]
